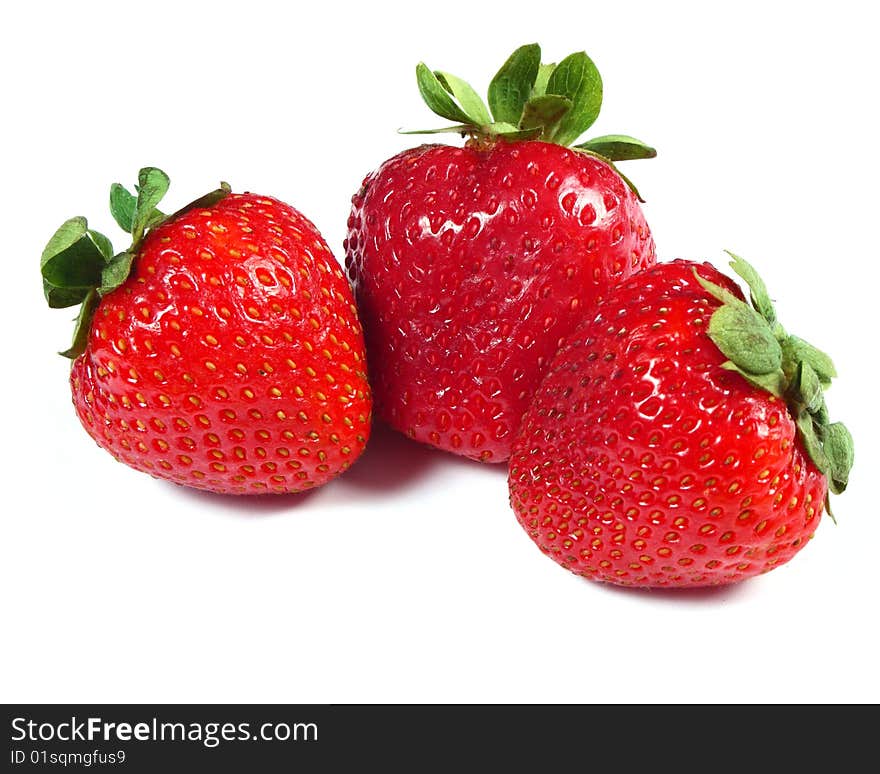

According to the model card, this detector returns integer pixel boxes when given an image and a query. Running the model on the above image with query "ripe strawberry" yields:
[42,168,371,495]
[345,43,656,462]
[508,255,853,587]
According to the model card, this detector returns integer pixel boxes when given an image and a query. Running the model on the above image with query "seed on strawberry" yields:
[42,168,371,495]
[508,254,853,588]
[345,43,656,462]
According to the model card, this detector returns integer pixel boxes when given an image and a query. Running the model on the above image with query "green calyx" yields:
[404,43,656,199]
[694,253,854,515]
[41,167,231,359]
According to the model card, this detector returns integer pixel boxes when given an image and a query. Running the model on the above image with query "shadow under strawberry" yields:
[337,419,508,499]
[165,477,325,516]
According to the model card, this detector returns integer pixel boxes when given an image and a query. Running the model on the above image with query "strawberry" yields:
[42,168,371,495]
[345,43,656,462]
[508,255,854,587]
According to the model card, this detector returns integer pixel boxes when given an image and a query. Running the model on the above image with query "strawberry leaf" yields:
[416,63,473,125]
[41,217,108,308]
[131,167,170,243]
[110,183,137,233]
[88,228,114,262]
[709,304,783,375]
[783,335,837,385]
[43,283,89,309]
[41,216,89,271]
[692,268,744,307]
[488,43,541,125]
[167,182,232,221]
[720,361,785,397]
[531,63,556,99]
[725,251,777,326]
[576,134,657,162]
[793,361,824,414]
[99,250,135,296]
[545,51,603,145]
[485,123,543,141]
[399,125,475,136]
[824,422,854,495]
[796,412,830,476]
[402,122,542,142]
[519,94,572,132]
[435,71,491,126]
[60,289,100,359]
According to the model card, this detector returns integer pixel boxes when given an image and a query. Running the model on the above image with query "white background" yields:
[2,0,878,703]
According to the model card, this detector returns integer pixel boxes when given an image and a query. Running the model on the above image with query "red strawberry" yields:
[42,168,371,495]
[508,255,853,587]
[345,43,656,462]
